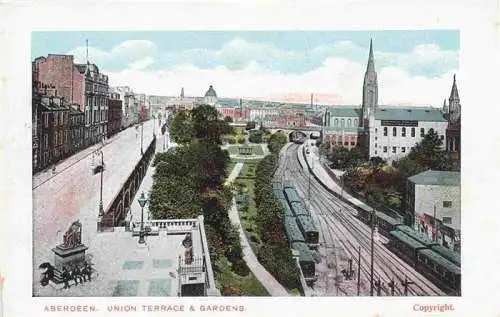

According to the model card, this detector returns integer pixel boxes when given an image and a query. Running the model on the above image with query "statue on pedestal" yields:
[61,220,82,249]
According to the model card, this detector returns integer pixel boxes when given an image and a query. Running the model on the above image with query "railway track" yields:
[277,143,445,296]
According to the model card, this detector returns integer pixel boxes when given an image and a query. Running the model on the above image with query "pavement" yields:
[225,163,290,297]
[32,119,157,295]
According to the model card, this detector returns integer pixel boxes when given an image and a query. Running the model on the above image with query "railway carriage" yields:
[289,201,309,217]
[284,188,302,204]
[273,189,286,200]
[296,215,319,248]
[430,245,461,267]
[388,230,427,264]
[279,198,295,218]
[416,249,461,294]
[283,180,295,189]
[291,242,317,284]
[284,217,305,244]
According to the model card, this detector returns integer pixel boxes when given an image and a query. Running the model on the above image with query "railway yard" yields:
[274,143,449,296]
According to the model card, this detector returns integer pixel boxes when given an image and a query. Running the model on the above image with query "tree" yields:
[191,105,231,144]
[169,110,195,144]
[268,132,287,154]
[408,129,452,170]
[224,116,233,123]
[248,130,263,143]
[245,121,256,130]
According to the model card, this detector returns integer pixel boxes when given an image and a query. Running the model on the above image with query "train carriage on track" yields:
[289,201,309,217]
[284,187,302,204]
[430,245,461,267]
[416,249,461,294]
[388,226,461,294]
[283,180,295,189]
[291,242,317,284]
[296,215,319,248]
[284,217,305,244]
[279,198,295,218]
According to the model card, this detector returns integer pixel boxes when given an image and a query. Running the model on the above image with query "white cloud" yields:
[104,56,457,107]
[67,40,157,69]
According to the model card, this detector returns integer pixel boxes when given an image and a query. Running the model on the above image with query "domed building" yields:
[204,85,218,106]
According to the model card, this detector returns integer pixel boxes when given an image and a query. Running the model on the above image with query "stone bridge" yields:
[262,124,322,139]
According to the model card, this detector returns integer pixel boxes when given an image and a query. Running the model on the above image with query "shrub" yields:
[232,259,250,276]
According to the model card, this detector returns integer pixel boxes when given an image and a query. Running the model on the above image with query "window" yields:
[392,146,396,153]
[443,201,452,208]
[375,151,377,155]
[337,141,342,145]
[440,135,444,140]
[383,146,387,153]
[375,136,378,140]
[411,127,415,137]
[393,127,397,137]
[348,119,352,127]
[350,142,355,146]
[420,128,425,137]
[442,217,452,224]
[375,143,377,148]
[341,119,345,127]
[354,119,358,126]
[383,127,388,136]
[402,127,406,137]
[334,119,339,127]
[44,114,48,127]
[402,147,406,153]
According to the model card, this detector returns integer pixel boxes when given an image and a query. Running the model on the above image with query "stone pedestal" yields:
[52,244,88,269]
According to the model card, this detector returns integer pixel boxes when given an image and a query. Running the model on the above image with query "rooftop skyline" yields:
[32,31,459,106]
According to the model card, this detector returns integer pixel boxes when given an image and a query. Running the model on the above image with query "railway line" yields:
[275,143,445,296]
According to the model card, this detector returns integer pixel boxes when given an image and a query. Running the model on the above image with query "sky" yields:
[32,31,459,106]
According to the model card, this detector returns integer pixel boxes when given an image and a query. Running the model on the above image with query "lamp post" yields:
[153,115,156,136]
[140,122,144,155]
[137,191,147,244]
[94,150,105,231]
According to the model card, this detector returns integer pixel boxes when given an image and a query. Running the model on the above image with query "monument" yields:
[52,220,88,269]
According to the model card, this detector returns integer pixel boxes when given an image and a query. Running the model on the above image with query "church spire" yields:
[366,38,375,72]
[449,74,459,101]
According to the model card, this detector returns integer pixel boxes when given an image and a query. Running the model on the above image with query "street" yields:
[32,120,156,294]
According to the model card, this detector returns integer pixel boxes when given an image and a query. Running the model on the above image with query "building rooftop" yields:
[323,126,362,133]
[326,107,361,118]
[375,107,446,122]
[408,170,460,186]
[204,85,217,97]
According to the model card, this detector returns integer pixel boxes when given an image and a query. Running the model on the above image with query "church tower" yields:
[361,38,378,127]
[360,39,378,159]
[448,75,461,125]
[446,74,461,164]
[180,87,184,99]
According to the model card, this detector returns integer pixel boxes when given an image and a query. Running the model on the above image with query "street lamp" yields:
[93,150,105,231]
[137,191,148,244]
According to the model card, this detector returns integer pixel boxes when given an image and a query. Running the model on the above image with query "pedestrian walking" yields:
[62,267,70,289]
[80,265,88,283]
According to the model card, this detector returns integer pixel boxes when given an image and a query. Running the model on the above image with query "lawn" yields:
[234,161,263,250]
[215,258,268,296]
[226,145,264,156]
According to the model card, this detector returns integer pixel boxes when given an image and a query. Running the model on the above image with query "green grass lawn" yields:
[234,161,263,249]
[226,145,264,156]
[215,258,268,296]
